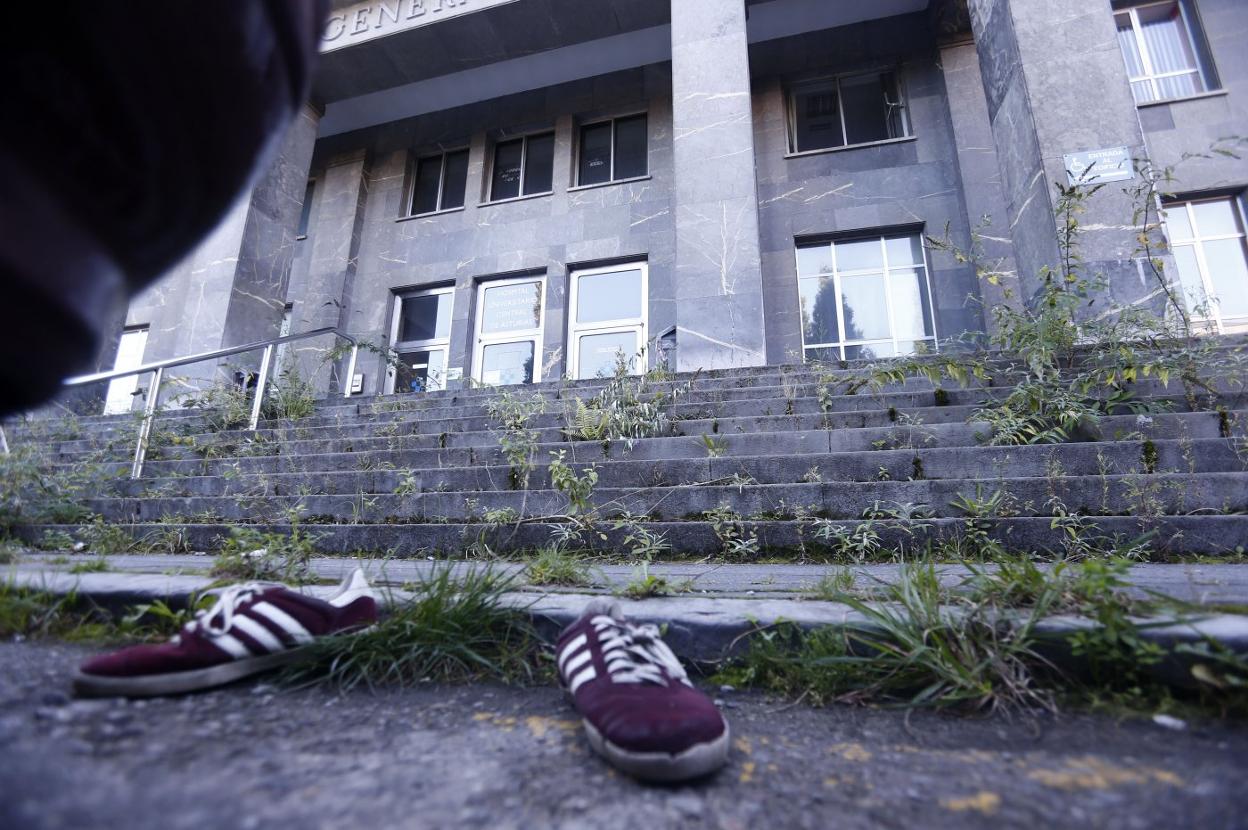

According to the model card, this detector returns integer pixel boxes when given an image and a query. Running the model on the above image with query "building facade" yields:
[105,0,1248,405]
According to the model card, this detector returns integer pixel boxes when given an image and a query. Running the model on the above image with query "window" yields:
[274,303,294,370]
[408,149,469,216]
[489,132,554,201]
[577,114,648,186]
[1164,197,1248,333]
[788,70,909,154]
[296,180,315,239]
[473,275,546,385]
[103,327,149,415]
[568,261,648,379]
[388,286,455,393]
[1114,1,1217,104]
[795,232,936,361]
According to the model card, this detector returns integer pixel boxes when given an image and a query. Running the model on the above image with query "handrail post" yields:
[248,344,274,431]
[131,366,163,479]
[343,343,359,398]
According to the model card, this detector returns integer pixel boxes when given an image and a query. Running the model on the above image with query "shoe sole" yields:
[582,719,731,783]
[72,648,308,699]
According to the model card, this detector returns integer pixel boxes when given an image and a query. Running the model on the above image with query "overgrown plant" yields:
[563,350,693,447]
[486,391,545,490]
[283,565,544,690]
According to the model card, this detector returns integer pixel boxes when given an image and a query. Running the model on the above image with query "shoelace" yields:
[592,615,692,688]
[179,582,276,639]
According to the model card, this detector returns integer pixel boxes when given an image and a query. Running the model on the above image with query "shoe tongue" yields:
[581,597,623,621]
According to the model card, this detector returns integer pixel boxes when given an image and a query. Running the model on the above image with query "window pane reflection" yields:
[799,277,840,345]
[839,273,891,341]
[577,269,642,324]
[578,332,638,378]
[481,341,535,386]
[481,281,541,334]
[398,293,451,343]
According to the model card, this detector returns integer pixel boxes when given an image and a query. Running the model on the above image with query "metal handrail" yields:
[62,326,359,480]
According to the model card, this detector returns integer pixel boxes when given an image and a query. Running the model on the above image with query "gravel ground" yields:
[1,641,1245,830]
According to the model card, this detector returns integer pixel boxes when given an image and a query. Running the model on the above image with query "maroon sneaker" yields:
[555,599,729,782]
[73,569,378,698]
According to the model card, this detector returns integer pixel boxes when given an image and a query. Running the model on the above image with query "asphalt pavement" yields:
[1,641,1245,830]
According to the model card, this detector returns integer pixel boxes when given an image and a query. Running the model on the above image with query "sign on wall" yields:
[1063,147,1135,187]
[321,0,521,53]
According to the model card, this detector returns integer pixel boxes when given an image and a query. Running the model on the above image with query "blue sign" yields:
[1064,147,1134,186]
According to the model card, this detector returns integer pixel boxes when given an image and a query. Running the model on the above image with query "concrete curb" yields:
[6,567,1246,690]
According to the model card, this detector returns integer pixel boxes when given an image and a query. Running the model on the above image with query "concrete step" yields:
[9,553,1248,605]
[14,371,1239,446]
[78,438,1248,490]
[75,472,1248,524]
[39,409,1238,469]
[16,513,1248,557]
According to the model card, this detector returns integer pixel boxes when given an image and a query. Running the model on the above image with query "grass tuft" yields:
[524,547,594,587]
[283,565,547,692]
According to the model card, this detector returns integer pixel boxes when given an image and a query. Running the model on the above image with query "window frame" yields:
[472,273,547,386]
[405,148,470,217]
[1163,195,1248,334]
[1113,0,1216,105]
[785,68,911,155]
[794,231,939,362]
[575,113,649,188]
[386,284,456,394]
[487,131,556,203]
[567,260,649,379]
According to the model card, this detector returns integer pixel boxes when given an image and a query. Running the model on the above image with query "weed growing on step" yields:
[617,561,690,599]
[213,509,321,583]
[700,434,728,458]
[524,546,594,587]
[67,558,110,574]
[486,391,544,490]
[284,565,545,690]
[0,583,200,643]
[562,350,693,447]
[808,569,856,600]
[0,540,22,564]
[548,451,597,515]
[77,515,134,555]
[716,556,1248,717]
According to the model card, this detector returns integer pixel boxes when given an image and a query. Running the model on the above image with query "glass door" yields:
[473,275,546,385]
[568,261,647,379]
[387,286,454,394]
[103,327,149,415]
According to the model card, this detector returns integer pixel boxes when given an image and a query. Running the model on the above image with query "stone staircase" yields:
[7,360,1248,561]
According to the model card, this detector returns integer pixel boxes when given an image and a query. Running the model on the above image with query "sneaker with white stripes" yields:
[555,599,729,782]
[73,569,378,698]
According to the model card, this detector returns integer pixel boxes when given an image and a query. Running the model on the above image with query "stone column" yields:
[130,104,322,394]
[290,148,370,393]
[969,0,1155,310]
[669,0,766,371]
[938,37,1023,328]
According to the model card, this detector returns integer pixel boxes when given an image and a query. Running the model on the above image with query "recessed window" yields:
[796,232,936,362]
[1164,197,1248,334]
[296,180,315,239]
[489,132,554,202]
[408,149,469,216]
[388,286,454,393]
[788,70,909,154]
[1114,1,1218,104]
[577,114,648,186]
[568,261,648,379]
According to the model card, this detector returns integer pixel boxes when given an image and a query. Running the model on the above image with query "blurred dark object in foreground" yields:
[0,1,327,416]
